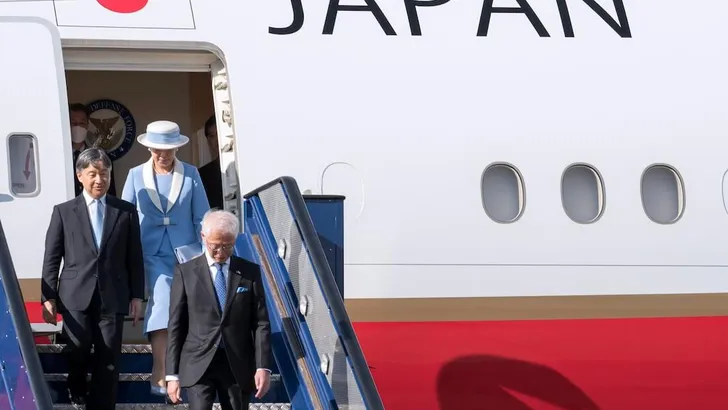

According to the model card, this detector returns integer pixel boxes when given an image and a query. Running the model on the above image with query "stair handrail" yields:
[0,219,55,410]
[244,176,385,410]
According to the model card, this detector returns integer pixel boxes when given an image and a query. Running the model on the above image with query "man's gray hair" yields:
[201,209,240,238]
[75,147,112,174]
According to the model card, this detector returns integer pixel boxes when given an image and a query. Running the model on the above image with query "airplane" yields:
[1,0,727,409]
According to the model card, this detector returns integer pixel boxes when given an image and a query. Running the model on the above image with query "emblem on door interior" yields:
[86,99,137,161]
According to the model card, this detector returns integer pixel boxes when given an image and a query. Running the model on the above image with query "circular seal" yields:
[86,99,136,161]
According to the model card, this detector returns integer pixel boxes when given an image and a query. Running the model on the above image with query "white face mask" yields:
[71,126,87,143]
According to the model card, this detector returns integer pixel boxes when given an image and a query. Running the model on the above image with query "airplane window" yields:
[7,134,40,197]
[561,164,605,224]
[641,164,685,224]
[480,163,525,223]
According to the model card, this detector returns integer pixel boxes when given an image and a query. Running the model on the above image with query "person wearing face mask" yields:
[121,120,210,398]
[70,103,117,197]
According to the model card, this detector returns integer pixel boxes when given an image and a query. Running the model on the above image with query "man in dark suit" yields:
[197,115,223,209]
[69,103,117,197]
[166,209,272,410]
[41,147,144,409]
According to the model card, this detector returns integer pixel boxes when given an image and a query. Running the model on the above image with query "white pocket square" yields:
[236,286,248,293]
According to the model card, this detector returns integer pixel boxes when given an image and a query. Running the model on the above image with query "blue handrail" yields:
[244,177,385,410]
[0,219,54,410]
[245,197,338,409]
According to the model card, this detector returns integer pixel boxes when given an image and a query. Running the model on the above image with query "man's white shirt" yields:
[82,189,106,216]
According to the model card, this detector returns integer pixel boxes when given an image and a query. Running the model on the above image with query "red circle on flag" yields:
[96,0,148,14]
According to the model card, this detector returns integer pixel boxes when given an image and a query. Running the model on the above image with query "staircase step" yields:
[52,404,291,409]
[45,373,282,383]
[45,373,286,404]
[37,344,153,354]
[37,344,280,374]
[39,347,153,373]
[39,344,289,404]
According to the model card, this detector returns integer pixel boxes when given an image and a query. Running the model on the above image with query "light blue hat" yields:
[137,120,189,150]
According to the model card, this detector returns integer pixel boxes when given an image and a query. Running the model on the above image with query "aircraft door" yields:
[210,60,242,221]
[0,17,72,281]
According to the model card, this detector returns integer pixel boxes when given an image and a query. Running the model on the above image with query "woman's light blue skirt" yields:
[143,252,177,335]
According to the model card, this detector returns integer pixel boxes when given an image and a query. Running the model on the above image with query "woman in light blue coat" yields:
[121,120,210,396]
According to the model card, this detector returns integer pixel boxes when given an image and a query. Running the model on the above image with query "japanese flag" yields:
[54,0,195,29]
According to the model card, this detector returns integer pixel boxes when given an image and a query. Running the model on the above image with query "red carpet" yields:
[353,317,728,410]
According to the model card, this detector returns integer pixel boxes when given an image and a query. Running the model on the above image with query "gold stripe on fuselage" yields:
[19,279,728,322]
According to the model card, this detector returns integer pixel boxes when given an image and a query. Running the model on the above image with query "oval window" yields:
[480,163,525,223]
[561,164,605,224]
[641,164,685,224]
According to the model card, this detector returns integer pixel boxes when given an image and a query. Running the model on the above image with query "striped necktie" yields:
[214,263,226,348]
[214,263,227,312]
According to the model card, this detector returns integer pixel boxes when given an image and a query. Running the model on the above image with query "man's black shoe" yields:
[67,389,86,409]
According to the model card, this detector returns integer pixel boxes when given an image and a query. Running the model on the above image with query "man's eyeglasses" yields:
[207,243,234,252]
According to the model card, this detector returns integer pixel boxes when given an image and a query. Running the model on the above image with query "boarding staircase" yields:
[0,177,384,410]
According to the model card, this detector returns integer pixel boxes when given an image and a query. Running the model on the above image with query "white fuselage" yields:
[1,0,727,304]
